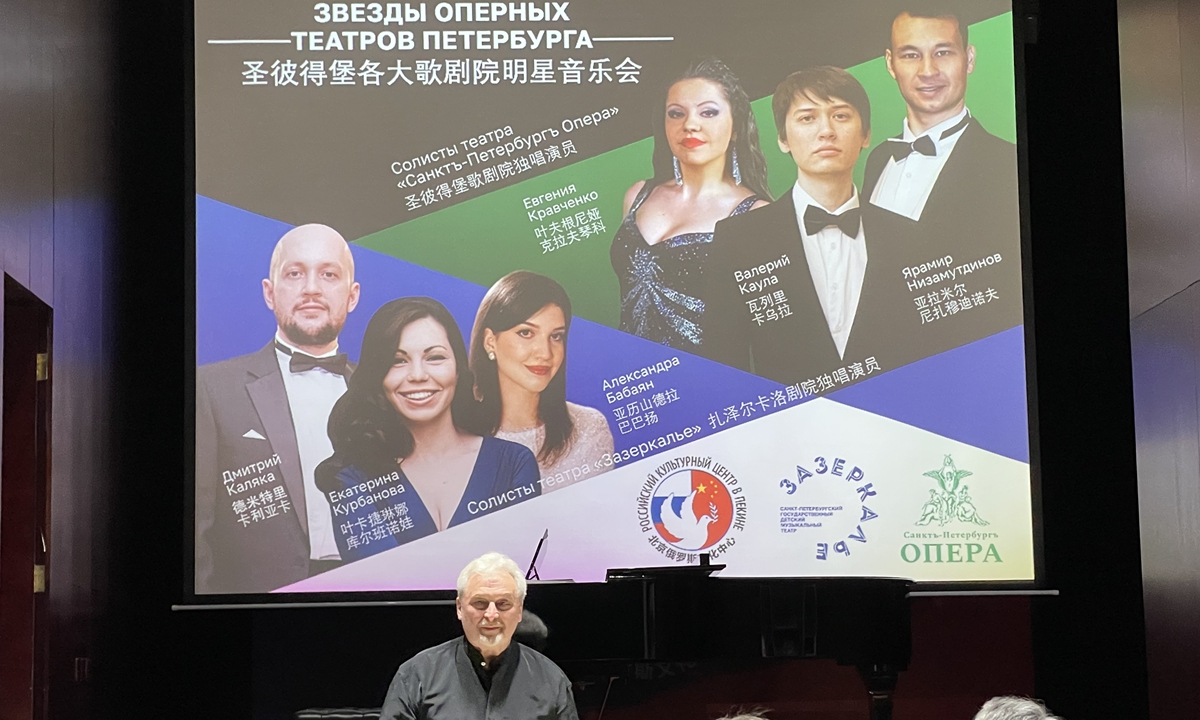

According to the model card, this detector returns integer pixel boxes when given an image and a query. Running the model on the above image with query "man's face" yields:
[262,226,360,349]
[886,13,975,122]
[456,571,523,658]
[778,92,870,179]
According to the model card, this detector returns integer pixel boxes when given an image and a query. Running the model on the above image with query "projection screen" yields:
[192,0,1036,596]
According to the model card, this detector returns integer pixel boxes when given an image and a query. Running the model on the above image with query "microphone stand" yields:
[525,529,548,581]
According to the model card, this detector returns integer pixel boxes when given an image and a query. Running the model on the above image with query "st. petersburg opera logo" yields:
[902,454,1003,565]
[637,456,747,562]
[915,455,988,527]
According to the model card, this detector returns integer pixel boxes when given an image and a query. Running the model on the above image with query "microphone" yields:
[517,531,551,651]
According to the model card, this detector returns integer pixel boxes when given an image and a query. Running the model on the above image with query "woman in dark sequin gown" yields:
[610,58,772,351]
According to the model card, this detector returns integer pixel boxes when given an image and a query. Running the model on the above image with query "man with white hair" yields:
[380,552,578,719]
[973,696,1061,720]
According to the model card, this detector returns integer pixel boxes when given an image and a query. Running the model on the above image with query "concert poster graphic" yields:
[193,0,1035,594]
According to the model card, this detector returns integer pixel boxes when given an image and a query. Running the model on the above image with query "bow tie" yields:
[276,341,350,376]
[886,113,972,161]
[803,205,861,237]
[887,133,937,161]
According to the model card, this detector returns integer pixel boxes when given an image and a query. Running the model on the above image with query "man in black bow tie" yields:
[196,224,360,593]
[862,6,1023,353]
[705,67,919,387]
[865,7,1017,226]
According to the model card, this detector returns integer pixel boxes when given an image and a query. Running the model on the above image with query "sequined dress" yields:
[610,184,759,350]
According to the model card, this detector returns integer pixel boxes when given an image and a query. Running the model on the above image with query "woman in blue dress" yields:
[610,57,772,351]
[316,297,540,563]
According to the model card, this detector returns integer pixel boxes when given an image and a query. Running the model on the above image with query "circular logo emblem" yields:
[650,468,734,551]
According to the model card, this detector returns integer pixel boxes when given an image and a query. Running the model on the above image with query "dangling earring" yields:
[673,156,682,185]
[488,351,495,360]
[732,148,742,186]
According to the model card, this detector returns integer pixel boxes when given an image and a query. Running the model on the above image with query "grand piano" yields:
[523,562,912,720]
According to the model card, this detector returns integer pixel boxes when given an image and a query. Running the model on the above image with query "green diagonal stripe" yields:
[356,12,1015,329]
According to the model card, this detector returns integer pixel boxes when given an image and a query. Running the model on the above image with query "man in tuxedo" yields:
[706,67,920,387]
[195,223,360,594]
[863,6,1023,343]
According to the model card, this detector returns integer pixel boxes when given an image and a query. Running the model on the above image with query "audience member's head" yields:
[717,708,771,720]
[974,696,1061,720]
[512,608,549,652]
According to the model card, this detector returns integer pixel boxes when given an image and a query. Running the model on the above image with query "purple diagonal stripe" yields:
[827,325,1030,462]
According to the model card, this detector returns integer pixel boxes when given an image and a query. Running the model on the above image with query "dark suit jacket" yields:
[195,342,349,594]
[863,118,1018,245]
[863,118,1024,345]
[704,196,923,386]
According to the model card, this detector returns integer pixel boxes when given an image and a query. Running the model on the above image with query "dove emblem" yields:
[650,468,734,552]
[658,490,717,550]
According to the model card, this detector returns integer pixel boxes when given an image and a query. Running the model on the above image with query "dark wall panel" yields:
[1130,284,1200,718]
[46,0,118,713]
[1121,0,1200,317]
[1121,0,1200,718]
[0,0,117,717]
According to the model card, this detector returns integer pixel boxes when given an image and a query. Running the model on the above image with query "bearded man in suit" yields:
[195,223,360,594]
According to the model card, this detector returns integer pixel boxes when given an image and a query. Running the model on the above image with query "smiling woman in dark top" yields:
[316,297,539,563]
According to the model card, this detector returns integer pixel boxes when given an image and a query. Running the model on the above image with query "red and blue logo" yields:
[650,468,734,552]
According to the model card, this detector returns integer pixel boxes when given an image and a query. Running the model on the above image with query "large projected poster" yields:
[193,0,1033,594]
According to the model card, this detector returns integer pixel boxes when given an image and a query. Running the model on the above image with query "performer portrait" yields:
[381,552,578,719]
[866,5,1017,227]
[863,5,1023,347]
[610,57,769,352]
[705,67,918,386]
[195,223,360,594]
[469,271,614,490]
[315,297,540,563]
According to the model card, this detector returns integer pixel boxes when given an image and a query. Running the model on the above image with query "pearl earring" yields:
[488,351,495,360]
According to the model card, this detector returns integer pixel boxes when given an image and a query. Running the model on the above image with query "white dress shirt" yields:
[792,182,867,360]
[274,334,348,561]
[869,107,970,221]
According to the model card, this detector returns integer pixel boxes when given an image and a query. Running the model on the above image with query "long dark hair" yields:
[327,297,481,467]
[649,57,771,201]
[469,271,574,467]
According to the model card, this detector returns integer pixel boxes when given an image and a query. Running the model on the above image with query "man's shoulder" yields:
[197,343,276,385]
[866,139,896,164]
[409,637,462,662]
[398,638,461,674]
[863,203,919,242]
[862,205,929,273]
[959,119,1016,159]
[516,642,569,680]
